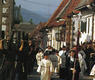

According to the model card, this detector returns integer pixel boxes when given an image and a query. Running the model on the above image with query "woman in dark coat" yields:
[67,50,81,80]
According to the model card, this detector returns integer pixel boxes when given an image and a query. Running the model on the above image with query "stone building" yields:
[0,0,15,39]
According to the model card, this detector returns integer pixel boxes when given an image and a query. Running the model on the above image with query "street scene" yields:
[0,0,95,80]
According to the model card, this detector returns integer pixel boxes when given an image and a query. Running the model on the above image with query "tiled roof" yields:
[61,0,80,18]
[76,0,94,9]
[15,23,36,32]
[45,0,69,27]
[46,0,81,27]
[48,21,65,27]
[31,0,95,36]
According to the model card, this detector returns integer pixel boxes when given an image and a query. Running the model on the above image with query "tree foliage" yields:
[29,18,33,24]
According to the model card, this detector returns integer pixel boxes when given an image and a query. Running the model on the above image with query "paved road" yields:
[83,76,94,80]
[28,66,40,80]
[28,66,94,80]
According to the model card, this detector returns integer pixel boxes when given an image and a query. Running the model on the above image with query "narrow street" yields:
[83,76,93,80]
[27,65,94,80]
[0,0,95,80]
[28,66,40,80]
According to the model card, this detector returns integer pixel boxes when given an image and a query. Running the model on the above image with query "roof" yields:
[45,0,69,27]
[48,21,65,27]
[76,0,94,9]
[15,23,36,32]
[46,0,81,27]
[61,0,80,18]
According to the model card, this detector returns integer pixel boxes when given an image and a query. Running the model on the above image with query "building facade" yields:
[0,0,14,39]
[72,0,95,45]
[46,25,66,50]
[44,0,80,50]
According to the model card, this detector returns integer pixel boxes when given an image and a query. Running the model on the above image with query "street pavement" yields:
[82,76,94,80]
[28,66,40,80]
[28,66,94,80]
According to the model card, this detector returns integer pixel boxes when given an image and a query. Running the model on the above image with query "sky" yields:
[15,0,62,18]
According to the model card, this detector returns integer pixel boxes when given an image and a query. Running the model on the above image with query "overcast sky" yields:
[15,0,62,18]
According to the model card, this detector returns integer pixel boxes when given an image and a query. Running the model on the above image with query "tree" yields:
[29,18,33,24]
[19,15,23,22]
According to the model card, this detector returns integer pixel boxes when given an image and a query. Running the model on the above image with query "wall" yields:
[73,13,95,44]
[47,26,66,50]
[93,14,95,41]
[0,0,2,36]
[0,0,14,39]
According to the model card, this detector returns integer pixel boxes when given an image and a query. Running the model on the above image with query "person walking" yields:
[36,49,43,66]
[37,51,54,80]
[55,50,62,73]
[59,46,67,80]
[16,40,28,80]
[67,50,81,80]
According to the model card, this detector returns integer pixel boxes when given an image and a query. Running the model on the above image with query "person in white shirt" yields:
[55,50,62,73]
[59,46,66,56]
[45,46,53,52]
[36,49,43,66]
[37,51,54,80]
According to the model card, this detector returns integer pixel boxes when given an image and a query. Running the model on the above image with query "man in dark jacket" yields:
[0,36,17,80]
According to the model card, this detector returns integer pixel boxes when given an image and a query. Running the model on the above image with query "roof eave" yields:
[75,5,87,10]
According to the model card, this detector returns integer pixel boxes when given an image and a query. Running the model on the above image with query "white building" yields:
[72,0,95,44]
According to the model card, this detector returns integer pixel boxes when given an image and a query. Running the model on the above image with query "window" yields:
[55,33,61,41]
[60,28,66,41]
[2,17,7,24]
[2,25,7,31]
[2,0,7,4]
[81,21,86,33]
[88,18,90,33]
[2,8,8,13]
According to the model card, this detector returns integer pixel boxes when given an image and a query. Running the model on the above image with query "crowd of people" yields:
[0,36,39,80]
[0,34,95,80]
[36,41,95,80]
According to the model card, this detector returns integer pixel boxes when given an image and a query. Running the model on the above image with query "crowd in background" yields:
[36,41,95,80]
[0,34,95,80]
